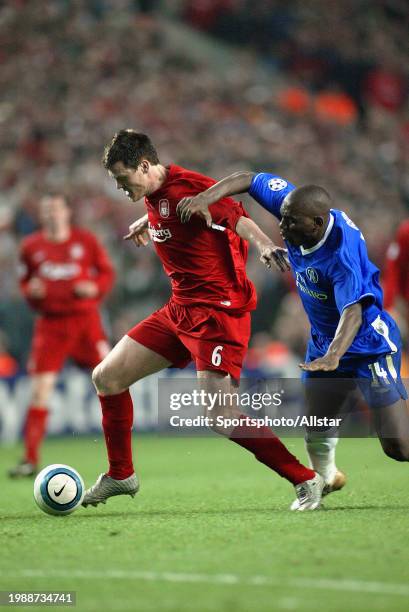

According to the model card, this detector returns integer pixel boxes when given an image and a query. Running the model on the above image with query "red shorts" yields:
[127,300,251,381]
[28,309,109,374]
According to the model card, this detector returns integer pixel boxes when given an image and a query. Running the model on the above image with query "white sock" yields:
[305,433,339,484]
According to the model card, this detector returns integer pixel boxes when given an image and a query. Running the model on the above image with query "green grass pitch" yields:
[1,435,409,611]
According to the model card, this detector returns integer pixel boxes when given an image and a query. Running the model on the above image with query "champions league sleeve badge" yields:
[268,178,288,191]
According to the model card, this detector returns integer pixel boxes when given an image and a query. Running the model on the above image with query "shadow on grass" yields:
[0,507,278,522]
[1,504,408,523]
[322,505,409,511]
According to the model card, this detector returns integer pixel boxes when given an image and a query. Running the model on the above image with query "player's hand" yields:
[123,215,150,247]
[177,195,213,227]
[73,280,99,298]
[260,245,290,273]
[26,277,46,299]
[299,354,340,372]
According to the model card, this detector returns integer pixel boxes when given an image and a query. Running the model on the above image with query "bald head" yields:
[285,185,331,216]
[279,185,332,248]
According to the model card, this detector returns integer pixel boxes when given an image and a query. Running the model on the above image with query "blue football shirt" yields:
[249,173,400,358]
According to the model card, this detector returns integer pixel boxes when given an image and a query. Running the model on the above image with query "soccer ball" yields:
[33,464,84,516]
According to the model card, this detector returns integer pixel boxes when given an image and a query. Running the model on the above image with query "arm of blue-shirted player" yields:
[300,250,371,371]
[177,171,293,272]
[177,172,255,225]
[177,171,297,227]
[235,216,290,273]
[299,303,363,372]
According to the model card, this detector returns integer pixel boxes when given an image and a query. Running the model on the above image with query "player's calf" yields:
[206,405,243,437]
[380,439,409,462]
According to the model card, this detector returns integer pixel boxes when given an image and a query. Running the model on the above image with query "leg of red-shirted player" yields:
[24,406,49,465]
[82,390,138,506]
[229,417,315,485]
[83,334,170,505]
[99,390,134,479]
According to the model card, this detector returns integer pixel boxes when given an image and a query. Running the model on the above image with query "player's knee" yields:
[205,405,238,437]
[31,375,55,405]
[207,419,228,437]
[382,440,409,462]
[32,391,48,406]
[92,362,121,395]
[91,364,104,392]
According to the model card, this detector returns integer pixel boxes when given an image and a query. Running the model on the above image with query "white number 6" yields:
[211,345,224,367]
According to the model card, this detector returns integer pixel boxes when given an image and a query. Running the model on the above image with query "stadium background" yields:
[2,4,409,612]
[0,0,408,441]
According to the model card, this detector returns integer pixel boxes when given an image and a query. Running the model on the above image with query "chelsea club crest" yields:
[306,267,319,283]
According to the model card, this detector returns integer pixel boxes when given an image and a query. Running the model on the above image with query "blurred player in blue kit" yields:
[177,173,409,509]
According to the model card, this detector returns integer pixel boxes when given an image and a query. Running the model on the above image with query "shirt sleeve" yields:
[88,233,115,299]
[248,173,296,219]
[18,242,33,299]
[383,222,409,309]
[18,241,47,311]
[208,196,248,231]
[329,256,375,314]
[178,176,247,232]
[383,240,400,309]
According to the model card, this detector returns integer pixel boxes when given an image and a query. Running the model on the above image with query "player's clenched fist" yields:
[123,213,150,247]
[26,277,46,299]
[177,195,213,227]
[73,280,99,298]
[260,245,290,273]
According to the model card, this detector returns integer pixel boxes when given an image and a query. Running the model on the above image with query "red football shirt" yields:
[383,219,409,309]
[145,165,257,312]
[19,227,115,316]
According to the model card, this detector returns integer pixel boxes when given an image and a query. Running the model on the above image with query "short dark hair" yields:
[41,192,70,207]
[103,129,160,170]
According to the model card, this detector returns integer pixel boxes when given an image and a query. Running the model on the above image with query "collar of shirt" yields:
[300,212,335,256]
[147,164,177,202]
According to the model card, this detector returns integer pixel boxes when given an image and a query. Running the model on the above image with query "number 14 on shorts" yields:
[368,355,398,386]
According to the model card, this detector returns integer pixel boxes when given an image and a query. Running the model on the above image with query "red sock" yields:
[229,417,315,485]
[99,390,134,480]
[24,406,48,465]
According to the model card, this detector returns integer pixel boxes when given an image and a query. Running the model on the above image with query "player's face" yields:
[279,199,318,247]
[40,196,71,230]
[109,161,150,202]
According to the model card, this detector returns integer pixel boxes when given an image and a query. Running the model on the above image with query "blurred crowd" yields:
[0,0,408,370]
[182,0,409,113]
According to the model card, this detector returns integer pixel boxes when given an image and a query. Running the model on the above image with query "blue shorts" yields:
[302,335,408,410]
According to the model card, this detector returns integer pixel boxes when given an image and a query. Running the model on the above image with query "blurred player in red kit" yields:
[82,129,324,511]
[383,219,409,339]
[8,194,115,477]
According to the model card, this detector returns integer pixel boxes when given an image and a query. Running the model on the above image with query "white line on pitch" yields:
[1,570,408,598]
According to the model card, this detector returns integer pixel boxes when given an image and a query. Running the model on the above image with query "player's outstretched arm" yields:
[235,216,290,273]
[300,303,363,372]
[123,213,150,247]
[177,171,255,226]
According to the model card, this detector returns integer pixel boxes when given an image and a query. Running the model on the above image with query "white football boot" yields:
[322,469,347,497]
[291,473,324,511]
[290,469,346,510]
[8,460,38,478]
[82,473,139,507]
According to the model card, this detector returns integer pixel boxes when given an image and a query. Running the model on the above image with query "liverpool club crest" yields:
[159,199,170,218]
